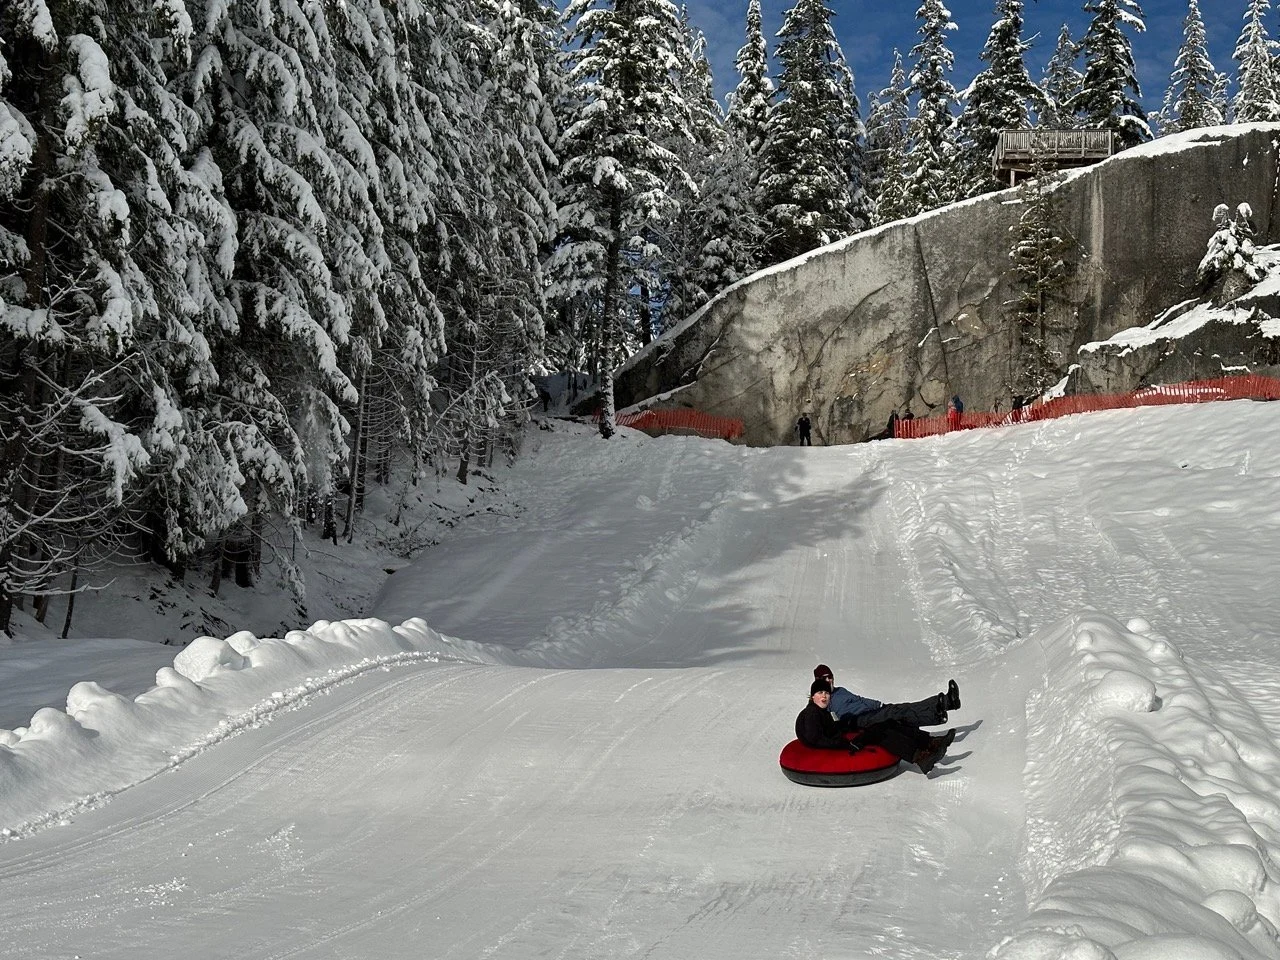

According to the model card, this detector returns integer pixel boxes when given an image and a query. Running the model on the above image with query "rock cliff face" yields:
[614,125,1280,445]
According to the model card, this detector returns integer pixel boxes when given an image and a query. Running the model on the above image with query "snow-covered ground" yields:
[1,401,1279,959]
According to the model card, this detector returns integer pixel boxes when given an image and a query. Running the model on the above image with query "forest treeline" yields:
[0,0,1267,633]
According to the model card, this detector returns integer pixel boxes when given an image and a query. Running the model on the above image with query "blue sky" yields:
[685,0,1242,115]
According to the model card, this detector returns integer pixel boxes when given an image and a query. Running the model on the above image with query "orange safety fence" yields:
[894,374,1280,439]
[604,407,746,441]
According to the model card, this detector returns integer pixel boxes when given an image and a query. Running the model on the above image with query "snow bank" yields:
[0,618,460,837]
[996,613,1280,960]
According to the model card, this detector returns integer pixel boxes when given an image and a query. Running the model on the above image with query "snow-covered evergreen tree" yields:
[1007,140,1072,401]
[695,132,765,295]
[1233,0,1280,123]
[1040,24,1083,128]
[1211,71,1231,124]
[441,0,558,484]
[759,0,869,263]
[1160,0,1222,133]
[0,0,208,630]
[1073,0,1150,149]
[902,0,961,216]
[727,0,772,161]
[658,11,728,328]
[721,0,771,272]
[325,0,447,517]
[0,0,566,619]
[1197,202,1264,303]
[866,49,910,223]
[552,0,691,438]
[107,1,243,576]
[955,0,1042,198]
[178,0,360,587]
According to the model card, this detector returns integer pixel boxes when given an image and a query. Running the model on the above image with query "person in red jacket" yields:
[796,679,953,775]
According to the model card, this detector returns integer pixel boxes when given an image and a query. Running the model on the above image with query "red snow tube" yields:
[779,738,902,787]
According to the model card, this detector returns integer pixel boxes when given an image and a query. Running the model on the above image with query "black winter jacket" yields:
[795,700,850,749]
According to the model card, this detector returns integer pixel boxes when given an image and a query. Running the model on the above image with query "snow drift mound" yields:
[0,618,463,838]
[997,613,1280,960]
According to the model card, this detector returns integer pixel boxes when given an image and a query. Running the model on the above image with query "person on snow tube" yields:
[797,679,954,775]
[813,663,961,732]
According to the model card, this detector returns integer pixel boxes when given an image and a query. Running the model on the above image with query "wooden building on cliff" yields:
[994,129,1114,187]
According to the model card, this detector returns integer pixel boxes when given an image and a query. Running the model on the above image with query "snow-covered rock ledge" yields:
[0,618,463,838]
[996,613,1280,960]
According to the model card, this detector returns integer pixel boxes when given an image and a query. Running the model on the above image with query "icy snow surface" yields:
[1,402,1280,959]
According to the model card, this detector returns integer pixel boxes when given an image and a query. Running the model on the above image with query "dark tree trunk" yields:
[322,494,337,544]
[60,555,80,638]
[0,35,58,636]
[232,540,254,588]
[343,364,368,542]
[638,283,653,346]
[597,198,624,440]
[210,540,225,596]
[456,427,470,485]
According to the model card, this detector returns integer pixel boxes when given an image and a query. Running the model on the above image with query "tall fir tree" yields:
[1233,0,1280,122]
[551,0,691,438]
[760,0,869,264]
[1211,71,1231,123]
[107,0,243,578]
[1159,0,1223,133]
[955,0,1042,198]
[1007,141,1072,401]
[723,0,771,263]
[436,0,560,485]
[179,0,362,591]
[717,0,772,280]
[0,0,210,630]
[1040,24,1083,127]
[0,0,565,627]
[658,9,727,330]
[865,49,910,223]
[324,0,452,520]
[695,133,765,294]
[903,0,961,216]
[1073,0,1150,149]
[727,0,772,161]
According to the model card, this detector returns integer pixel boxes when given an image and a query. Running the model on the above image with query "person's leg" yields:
[856,720,930,760]
[851,694,946,729]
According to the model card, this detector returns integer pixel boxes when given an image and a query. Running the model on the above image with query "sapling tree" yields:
[1197,202,1263,304]
[1007,140,1073,401]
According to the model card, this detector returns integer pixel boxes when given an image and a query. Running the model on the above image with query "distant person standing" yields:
[796,413,812,446]
[946,395,963,431]
[897,410,915,439]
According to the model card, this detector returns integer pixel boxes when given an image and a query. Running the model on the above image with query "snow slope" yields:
[1,402,1279,959]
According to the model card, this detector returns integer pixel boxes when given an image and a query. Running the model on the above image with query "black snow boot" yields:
[912,743,944,775]
[946,679,961,711]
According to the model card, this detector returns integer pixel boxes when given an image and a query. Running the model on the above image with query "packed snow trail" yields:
[1,402,1279,959]
[0,661,1028,960]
